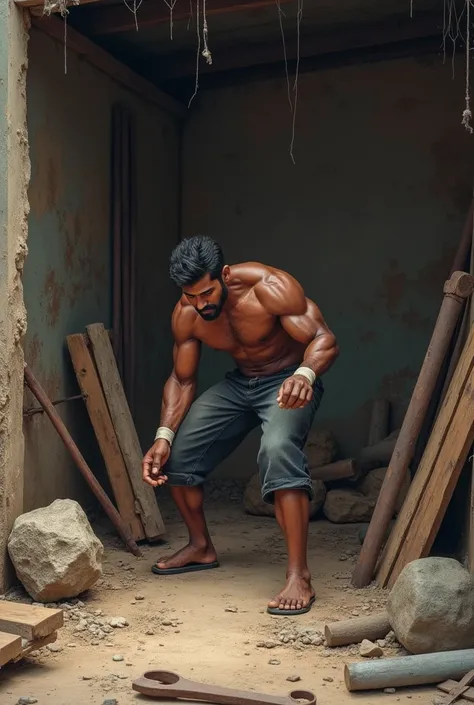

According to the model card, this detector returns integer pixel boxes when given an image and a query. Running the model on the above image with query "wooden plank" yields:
[86,323,165,540]
[0,603,63,641]
[438,679,474,702]
[67,333,145,542]
[30,17,185,119]
[388,365,474,585]
[0,631,22,667]
[376,324,474,587]
[468,212,474,572]
[71,0,295,38]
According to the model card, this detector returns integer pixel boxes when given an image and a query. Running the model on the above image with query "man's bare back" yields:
[142,237,338,616]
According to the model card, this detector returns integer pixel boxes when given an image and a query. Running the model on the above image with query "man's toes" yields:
[268,597,280,608]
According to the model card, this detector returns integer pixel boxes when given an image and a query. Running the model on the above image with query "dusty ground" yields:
[0,498,436,705]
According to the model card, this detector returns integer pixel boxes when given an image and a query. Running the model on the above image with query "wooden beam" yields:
[72,0,295,38]
[30,15,186,119]
[148,14,442,82]
[16,0,100,9]
[0,603,63,641]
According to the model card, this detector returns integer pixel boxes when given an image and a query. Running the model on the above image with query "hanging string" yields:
[462,0,473,132]
[188,0,202,107]
[202,0,213,65]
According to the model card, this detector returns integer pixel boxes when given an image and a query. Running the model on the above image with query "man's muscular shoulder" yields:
[171,300,199,343]
[235,262,306,317]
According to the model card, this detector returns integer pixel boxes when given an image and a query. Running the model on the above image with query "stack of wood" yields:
[352,199,474,589]
[0,602,63,669]
[67,323,164,545]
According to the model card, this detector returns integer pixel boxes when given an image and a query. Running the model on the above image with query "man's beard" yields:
[197,281,228,321]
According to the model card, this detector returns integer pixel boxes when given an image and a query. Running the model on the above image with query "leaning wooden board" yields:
[86,323,165,540]
[0,602,63,641]
[67,333,145,542]
[0,631,22,667]
[377,324,474,587]
[388,363,474,584]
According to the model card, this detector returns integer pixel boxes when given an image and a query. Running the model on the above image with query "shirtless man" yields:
[142,236,338,615]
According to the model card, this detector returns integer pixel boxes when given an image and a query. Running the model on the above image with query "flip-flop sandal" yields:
[266,595,315,616]
[151,560,220,576]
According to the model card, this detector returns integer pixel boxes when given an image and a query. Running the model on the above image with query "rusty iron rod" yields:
[23,393,85,417]
[24,364,143,558]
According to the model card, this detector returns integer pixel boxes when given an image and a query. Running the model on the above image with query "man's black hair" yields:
[169,236,225,287]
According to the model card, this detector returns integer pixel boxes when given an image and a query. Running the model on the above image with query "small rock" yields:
[145,629,155,636]
[359,639,383,658]
[112,654,124,662]
[47,644,63,653]
[311,637,323,646]
[109,617,128,629]
[135,594,145,601]
[323,677,333,683]
[323,489,375,523]
[103,700,118,705]
[225,607,238,613]
[18,699,38,705]
[67,643,77,648]
[162,620,172,627]
[377,639,387,648]
[301,637,311,645]
[384,688,396,694]
[286,675,301,682]
[268,659,281,665]
[91,640,100,646]
[264,640,278,649]
[82,675,93,681]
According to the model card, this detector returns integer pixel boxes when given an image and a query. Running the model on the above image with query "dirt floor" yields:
[0,498,436,705]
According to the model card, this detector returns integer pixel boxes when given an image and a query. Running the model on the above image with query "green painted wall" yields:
[181,54,474,476]
[23,28,179,511]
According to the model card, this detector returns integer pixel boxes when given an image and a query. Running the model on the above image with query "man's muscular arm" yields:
[256,270,338,409]
[142,304,201,487]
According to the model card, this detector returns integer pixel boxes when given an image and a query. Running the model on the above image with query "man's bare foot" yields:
[154,541,217,571]
[268,570,315,613]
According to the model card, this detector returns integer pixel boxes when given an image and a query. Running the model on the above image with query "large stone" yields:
[358,466,410,514]
[387,558,474,654]
[8,499,103,602]
[323,489,375,523]
[243,474,326,518]
[305,429,338,469]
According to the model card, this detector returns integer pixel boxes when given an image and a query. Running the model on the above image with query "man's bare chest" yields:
[195,306,280,352]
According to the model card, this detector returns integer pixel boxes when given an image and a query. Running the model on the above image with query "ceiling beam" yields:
[16,0,100,10]
[147,13,442,82]
[71,0,296,38]
[31,15,186,118]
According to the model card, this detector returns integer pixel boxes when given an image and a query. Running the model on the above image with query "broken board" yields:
[86,322,165,541]
[67,333,145,542]
[0,602,63,641]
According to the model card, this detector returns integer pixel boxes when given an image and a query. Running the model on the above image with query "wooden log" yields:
[310,459,359,482]
[324,612,390,647]
[0,602,63,641]
[67,334,145,542]
[376,324,474,587]
[86,323,165,541]
[0,631,22,667]
[367,399,390,447]
[344,649,474,692]
[386,362,474,584]
[23,365,143,558]
[357,431,399,466]
[352,272,474,588]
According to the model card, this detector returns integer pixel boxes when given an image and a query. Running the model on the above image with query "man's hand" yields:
[277,374,314,409]
[142,439,171,487]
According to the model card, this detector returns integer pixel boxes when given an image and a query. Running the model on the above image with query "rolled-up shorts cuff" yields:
[165,472,204,487]
[262,480,314,505]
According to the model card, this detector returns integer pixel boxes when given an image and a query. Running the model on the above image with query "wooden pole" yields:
[352,271,474,588]
[24,365,142,558]
[344,649,474,692]
[324,612,390,648]
[310,459,359,482]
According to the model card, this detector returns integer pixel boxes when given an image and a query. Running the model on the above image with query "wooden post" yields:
[23,365,143,558]
[352,271,474,588]
[344,649,474,692]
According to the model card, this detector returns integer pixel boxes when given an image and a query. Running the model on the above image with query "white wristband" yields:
[294,366,316,386]
[154,427,175,445]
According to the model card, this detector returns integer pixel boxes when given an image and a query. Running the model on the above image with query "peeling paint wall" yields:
[0,1,30,589]
[23,29,179,511]
[182,54,474,477]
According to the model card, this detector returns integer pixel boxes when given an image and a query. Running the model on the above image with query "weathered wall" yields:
[0,2,30,588]
[181,54,474,477]
[23,28,179,512]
